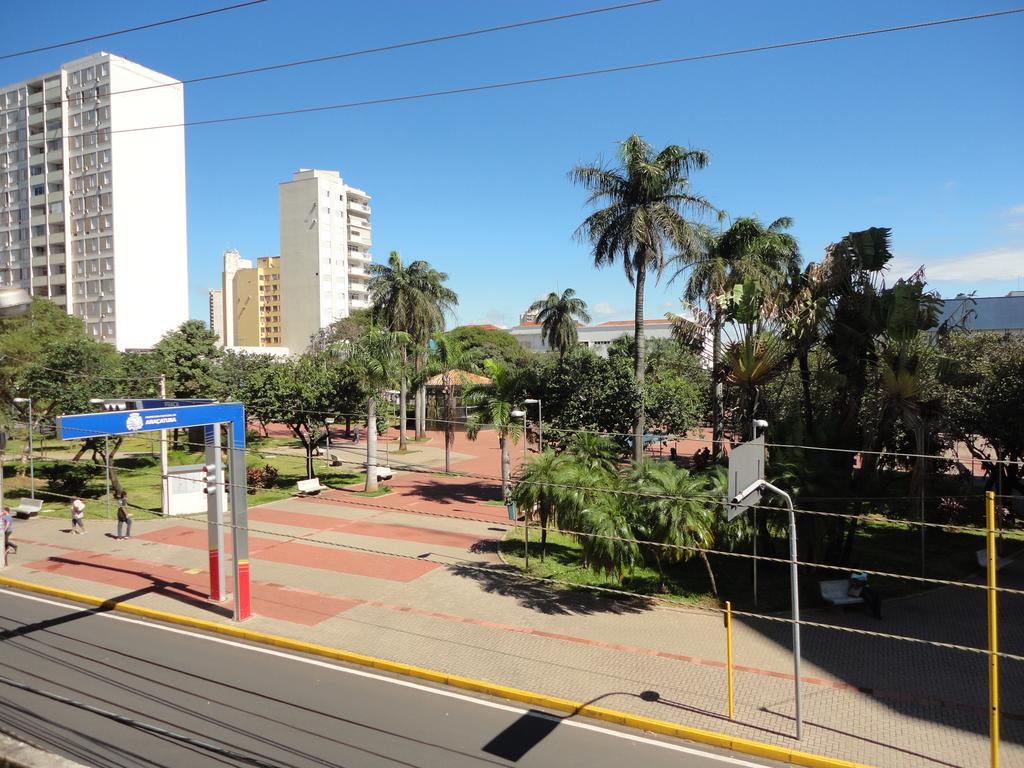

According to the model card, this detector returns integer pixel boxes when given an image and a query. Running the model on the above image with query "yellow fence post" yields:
[725,600,734,719]
[987,490,1000,768]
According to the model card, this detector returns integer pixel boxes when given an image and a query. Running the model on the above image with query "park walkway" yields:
[2,427,1021,767]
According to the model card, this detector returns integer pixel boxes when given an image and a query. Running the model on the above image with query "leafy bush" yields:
[246,464,281,493]
[43,463,101,497]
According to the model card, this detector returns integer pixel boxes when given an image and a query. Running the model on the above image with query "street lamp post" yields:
[13,397,33,499]
[511,409,527,465]
[524,398,542,453]
[324,417,335,467]
[750,418,768,607]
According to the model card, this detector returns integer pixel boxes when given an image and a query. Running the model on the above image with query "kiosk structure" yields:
[56,402,252,621]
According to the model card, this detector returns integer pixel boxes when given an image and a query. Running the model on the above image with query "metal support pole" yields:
[226,421,251,621]
[104,436,110,517]
[987,490,1000,768]
[762,480,802,740]
[522,413,528,464]
[752,508,759,608]
[725,600,734,719]
[159,374,168,515]
[205,424,226,602]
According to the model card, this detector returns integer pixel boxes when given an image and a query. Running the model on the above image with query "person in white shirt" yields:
[70,497,86,534]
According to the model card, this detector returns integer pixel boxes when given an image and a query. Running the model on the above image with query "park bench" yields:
[11,498,43,519]
[819,579,865,607]
[295,478,326,496]
[367,465,394,481]
[976,549,1012,571]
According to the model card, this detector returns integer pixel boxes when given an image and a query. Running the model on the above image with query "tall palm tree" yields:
[426,332,468,473]
[336,326,409,492]
[368,252,458,448]
[465,359,524,498]
[571,133,714,461]
[528,288,592,360]
[672,216,798,453]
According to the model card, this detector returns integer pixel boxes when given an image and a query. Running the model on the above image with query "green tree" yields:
[220,351,283,437]
[153,320,223,400]
[268,353,361,479]
[510,449,569,561]
[671,216,798,453]
[527,288,592,360]
[309,308,372,353]
[339,326,410,492]
[369,252,458,451]
[426,332,470,473]
[447,325,531,370]
[465,359,526,497]
[571,133,714,461]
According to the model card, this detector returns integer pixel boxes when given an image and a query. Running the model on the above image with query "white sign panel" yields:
[727,436,765,521]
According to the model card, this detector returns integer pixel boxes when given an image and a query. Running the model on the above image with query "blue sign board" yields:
[57,402,246,447]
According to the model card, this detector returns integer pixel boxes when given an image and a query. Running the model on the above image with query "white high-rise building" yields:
[208,288,224,345]
[279,169,371,353]
[0,52,188,350]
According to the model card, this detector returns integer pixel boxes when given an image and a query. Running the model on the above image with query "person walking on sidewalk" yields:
[70,497,86,534]
[116,491,132,539]
[3,507,16,556]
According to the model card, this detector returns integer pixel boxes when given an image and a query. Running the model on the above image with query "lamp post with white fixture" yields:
[12,398,34,499]
[324,417,335,467]
[511,409,527,465]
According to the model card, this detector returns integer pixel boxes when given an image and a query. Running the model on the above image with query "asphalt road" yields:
[0,589,780,768]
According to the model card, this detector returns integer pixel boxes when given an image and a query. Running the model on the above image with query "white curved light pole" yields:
[511,409,527,464]
[732,476,803,741]
[524,398,542,453]
[12,398,33,499]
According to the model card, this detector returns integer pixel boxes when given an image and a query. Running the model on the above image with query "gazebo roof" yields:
[425,370,491,387]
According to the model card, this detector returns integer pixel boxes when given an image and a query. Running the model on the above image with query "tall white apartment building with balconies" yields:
[279,168,371,353]
[0,52,188,350]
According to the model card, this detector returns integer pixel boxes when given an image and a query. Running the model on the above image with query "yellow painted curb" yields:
[0,576,872,768]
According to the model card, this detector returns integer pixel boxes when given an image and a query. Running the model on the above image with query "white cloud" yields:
[890,247,1024,283]
[1001,204,1024,231]
[592,301,619,317]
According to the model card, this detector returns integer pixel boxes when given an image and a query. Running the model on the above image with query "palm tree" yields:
[426,332,469,474]
[564,432,619,475]
[571,134,714,461]
[528,288,592,360]
[465,359,524,498]
[671,215,798,454]
[369,253,458,451]
[511,449,568,561]
[336,326,409,492]
[631,460,719,594]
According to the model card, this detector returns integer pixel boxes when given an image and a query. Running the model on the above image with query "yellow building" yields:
[231,256,281,347]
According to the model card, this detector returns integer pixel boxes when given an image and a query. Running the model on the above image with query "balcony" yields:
[27,90,43,107]
[349,215,370,230]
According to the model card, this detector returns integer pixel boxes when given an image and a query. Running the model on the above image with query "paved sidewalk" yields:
[2,428,1021,768]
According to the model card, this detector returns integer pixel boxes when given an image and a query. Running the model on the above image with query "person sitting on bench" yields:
[848,572,881,619]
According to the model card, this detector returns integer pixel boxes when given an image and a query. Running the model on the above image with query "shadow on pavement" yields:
[447,562,652,616]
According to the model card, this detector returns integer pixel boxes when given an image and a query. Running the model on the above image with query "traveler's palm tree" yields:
[528,288,592,360]
[369,252,458,446]
[465,359,524,498]
[671,216,798,451]
[571,133,714,461]
[336,326,409,492]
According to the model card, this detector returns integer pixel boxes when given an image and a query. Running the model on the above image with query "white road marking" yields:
[2,589,771,767]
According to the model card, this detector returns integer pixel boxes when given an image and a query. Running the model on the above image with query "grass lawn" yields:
[500,519,1024,611]
[350,486,394,498]
[2,445,362,521]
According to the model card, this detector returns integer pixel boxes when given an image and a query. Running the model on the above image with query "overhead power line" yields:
[92,0,666,103]
[55,6,1024,139]
[0,1,269,62]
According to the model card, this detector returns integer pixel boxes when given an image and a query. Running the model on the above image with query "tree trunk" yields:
[365,398,378,492]
[633,261,647,463]
[700,550,718,596]
[798,351,814,437]
[399,347,408,452]
[416,384,426,440]
[540,504,549,562]
[499,436,510,498]
[443,380,453,474]
[711,306,723,461]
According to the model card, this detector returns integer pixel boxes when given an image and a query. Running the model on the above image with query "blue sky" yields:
[4,1,1022,327]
